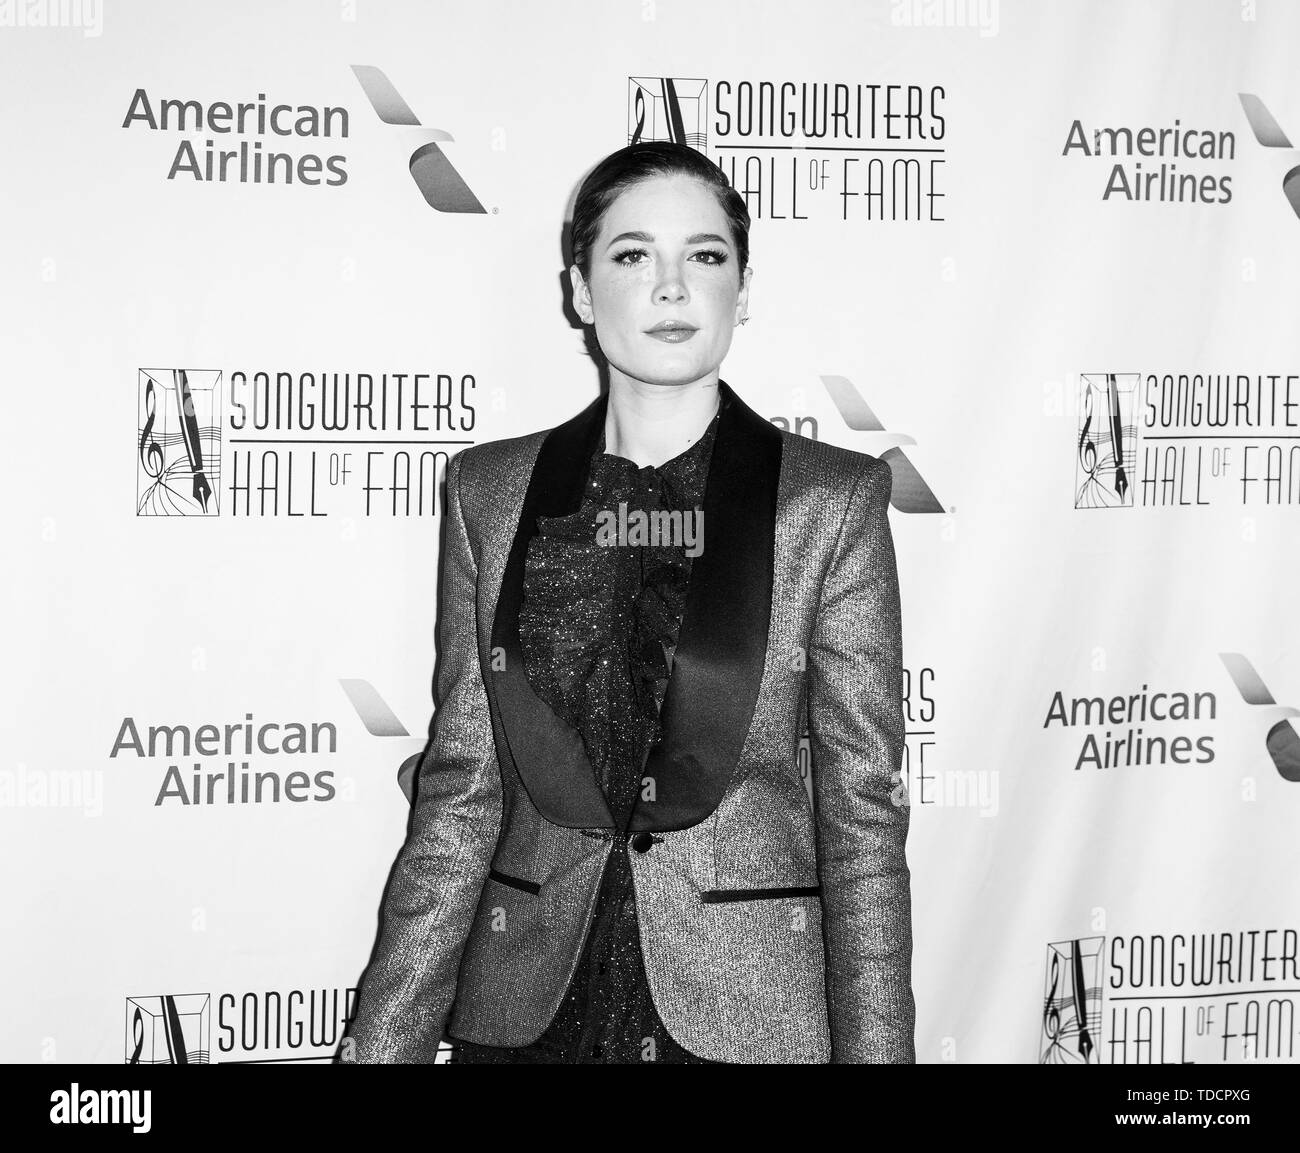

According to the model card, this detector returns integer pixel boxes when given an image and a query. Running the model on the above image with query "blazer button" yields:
[630,833,655,854]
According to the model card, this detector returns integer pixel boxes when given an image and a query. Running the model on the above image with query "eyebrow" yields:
[605,231,730,248]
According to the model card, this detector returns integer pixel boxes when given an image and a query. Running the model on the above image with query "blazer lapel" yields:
[630,381,781,831]
[489,388,614,829]
[488,378,782,833]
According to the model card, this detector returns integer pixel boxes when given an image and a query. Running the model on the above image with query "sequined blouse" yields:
[450,393,726,1065]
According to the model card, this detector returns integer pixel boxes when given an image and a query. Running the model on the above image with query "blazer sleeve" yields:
[806,455,915,1063]
[342,449,503,1063]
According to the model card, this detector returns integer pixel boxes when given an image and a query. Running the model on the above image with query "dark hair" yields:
[570,141,750,286]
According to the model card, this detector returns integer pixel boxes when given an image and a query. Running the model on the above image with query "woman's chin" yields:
[610,356,722,389]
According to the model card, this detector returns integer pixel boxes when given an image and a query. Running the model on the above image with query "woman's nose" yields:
[654,266,689,303]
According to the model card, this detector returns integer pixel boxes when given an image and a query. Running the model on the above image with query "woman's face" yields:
[570,174,752,390]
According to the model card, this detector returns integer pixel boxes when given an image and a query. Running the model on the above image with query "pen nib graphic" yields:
[175,369,213,513]
[1106,374,1127,502]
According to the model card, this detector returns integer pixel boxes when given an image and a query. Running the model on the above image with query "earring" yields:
[739,315,750,325]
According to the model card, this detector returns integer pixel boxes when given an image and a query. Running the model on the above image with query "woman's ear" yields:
[569,264,593,324]
[735,264,754,324]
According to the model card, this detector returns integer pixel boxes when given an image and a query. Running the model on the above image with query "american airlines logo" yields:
[1237,93,1300,219]
[1218,653,1300,783]
[819,375,944,514]
[338,678,423,800]
[351,65,487,213]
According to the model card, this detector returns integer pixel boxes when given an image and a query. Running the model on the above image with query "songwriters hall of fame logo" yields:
[1075,374,1138,509]
[1040,937,1103,1064]
[628,77,707,148]
[125,994,211,1064]
[137,369,222,516]
[625,74,947,223]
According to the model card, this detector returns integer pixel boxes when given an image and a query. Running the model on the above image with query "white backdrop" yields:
[2,0,1298,1064]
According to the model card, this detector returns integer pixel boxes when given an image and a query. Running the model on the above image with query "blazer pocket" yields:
[487,867,540,896]
[700,885,821,905]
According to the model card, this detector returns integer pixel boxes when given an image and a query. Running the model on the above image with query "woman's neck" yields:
[603,372,722,469]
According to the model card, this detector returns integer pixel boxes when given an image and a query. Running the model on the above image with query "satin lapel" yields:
[488,378,781,834]
[489,389,616,829]
[630,379,782,832]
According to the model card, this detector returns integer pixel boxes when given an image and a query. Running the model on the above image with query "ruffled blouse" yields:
[517,431,713,828]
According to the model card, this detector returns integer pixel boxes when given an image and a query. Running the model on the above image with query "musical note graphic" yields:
[138,380,164,482]
[1040,937,1103,1063]
[128,1006,145,1065]
[136,369,222,516]
[1075,374,1137,509]
[631,86,647,145]
[124,994,211,1063]
[627,78,707,149]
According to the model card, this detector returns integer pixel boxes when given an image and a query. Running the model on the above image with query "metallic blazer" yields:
[344,378,914,1064]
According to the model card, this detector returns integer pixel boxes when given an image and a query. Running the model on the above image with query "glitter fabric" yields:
[450,396,724,1064]
[341,379,914,1065]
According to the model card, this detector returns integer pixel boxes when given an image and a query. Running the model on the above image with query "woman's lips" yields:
[645,328,698,343]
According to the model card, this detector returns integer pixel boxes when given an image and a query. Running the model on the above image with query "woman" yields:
[343,141,914,1064]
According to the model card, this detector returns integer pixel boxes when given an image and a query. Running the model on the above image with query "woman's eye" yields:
[611,247,729,267]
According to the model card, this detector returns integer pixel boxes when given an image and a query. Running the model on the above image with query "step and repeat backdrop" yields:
[2,0,1298,1065]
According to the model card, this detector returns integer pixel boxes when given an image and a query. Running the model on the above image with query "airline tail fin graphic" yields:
[1219,652,1300,782]
[1238,94,1300,220]
[820,375,944,513]
[352,64,487,213]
